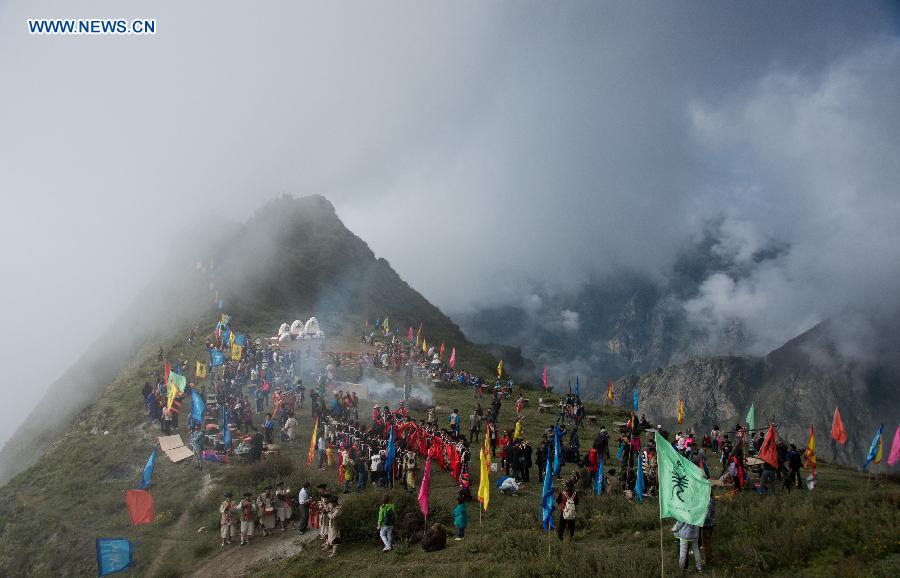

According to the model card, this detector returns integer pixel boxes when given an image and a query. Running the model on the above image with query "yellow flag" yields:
[231,343,242,361]
[196,361,208,379]
[497,360,503,378]
[677,399,684,424]
[307,417,319,465]
[422,338,427,353]
[478,448,490,511]
[513,420,522,440]
[382,316,390,332]
[166,383,178,410]
[875,436,884,464]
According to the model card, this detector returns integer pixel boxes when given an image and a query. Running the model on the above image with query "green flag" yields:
[746,403,755,433]
[656,432,710,526]
[168,372,187,393]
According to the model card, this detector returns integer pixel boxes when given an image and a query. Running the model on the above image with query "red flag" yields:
[542,366,548,389]
[831,406,847,446]
[448,347,456,369]
[163,360,171,385]
[418,457,431,516]
[439,342,445,361]
[758,423,779,469]
[124,489,154,526]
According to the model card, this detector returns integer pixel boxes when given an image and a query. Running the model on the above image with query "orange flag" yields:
[831,406,847,446]
[307,417,319,465]
[607,380,614,401]
[677,399,684,424]
[124,489,154,526]
[758,423,779,469]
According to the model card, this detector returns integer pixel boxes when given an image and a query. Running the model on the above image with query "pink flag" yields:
[408,326,413,341]
[418,457,431,516]
[889,425,900,466]
[542,366,548,389]
[448,347,456,369]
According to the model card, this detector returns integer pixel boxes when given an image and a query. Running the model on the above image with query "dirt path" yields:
[146,472,214,577]
[190,527,317,577]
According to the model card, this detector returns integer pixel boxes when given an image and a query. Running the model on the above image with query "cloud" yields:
[0,0,898,447]
[559,310,580,333]
[683,40,900,355]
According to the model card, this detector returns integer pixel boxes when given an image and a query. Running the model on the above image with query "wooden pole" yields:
[658,461,665,578]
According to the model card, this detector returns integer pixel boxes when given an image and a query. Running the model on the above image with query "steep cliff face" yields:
[617,323,898,466]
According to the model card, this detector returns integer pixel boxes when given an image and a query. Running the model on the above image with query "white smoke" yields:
[361,376,433,406]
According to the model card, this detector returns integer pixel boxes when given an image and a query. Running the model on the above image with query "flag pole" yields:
[658,461,665,578]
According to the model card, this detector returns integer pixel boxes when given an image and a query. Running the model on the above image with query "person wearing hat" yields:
[257,486,277,536]
[275,481,293,531]
[219,492,237,547]
[239,492,256,545]
[322,495,342,558]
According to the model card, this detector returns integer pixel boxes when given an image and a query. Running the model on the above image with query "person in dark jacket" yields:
[785,444,803,491]
[593,427,610,460]
[421,523,447,552]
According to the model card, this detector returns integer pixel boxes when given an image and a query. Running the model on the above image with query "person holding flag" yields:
[657,432,710,573]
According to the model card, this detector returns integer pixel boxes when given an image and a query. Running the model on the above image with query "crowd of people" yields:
[144,317,820,573]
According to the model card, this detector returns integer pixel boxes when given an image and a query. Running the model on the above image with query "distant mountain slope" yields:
[616,322,899,465]
[0,194,493,485]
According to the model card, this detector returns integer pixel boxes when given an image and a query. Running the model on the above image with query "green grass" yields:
[1,328,897,578]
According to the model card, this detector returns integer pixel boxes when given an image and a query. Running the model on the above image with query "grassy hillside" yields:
[249,383,900,578]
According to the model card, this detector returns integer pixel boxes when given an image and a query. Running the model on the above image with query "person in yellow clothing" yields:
[326,443,335,467]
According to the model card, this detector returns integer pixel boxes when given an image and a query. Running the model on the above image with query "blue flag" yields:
[385,425,396,482]
[575,376,580,399]
[96,537,133,576]
[190,389,206,423]
[594,455,605,495]
[210,349,225,367]
[138,447,157,490]
[553,425,564,475]
[234,333,247,347]
[222,407,232,451]
[635,453,645,502]
[633,389,639,411]
[863,423,884,470]
[541,448,555,530]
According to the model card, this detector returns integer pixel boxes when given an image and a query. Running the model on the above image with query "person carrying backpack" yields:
[555,481,579,541]
[377,494,396,552]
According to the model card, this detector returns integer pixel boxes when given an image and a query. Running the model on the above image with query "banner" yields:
[124,490,154,526]
[210,349,225,368]
[167,372,186,394]
[418,457,431,516]
[138,447,157,490]
[230,343,242,361]
[96,538,133,576]
[190,389,206,423]
[656,432,710,526]
[166,383,178,410]
[195,361,208,379]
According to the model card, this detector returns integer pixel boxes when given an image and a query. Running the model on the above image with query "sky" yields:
[1,1,899,447]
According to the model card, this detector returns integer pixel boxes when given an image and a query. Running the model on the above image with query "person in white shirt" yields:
[296,482,311,534]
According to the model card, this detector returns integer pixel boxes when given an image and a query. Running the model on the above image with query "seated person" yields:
[422,523,447,552]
